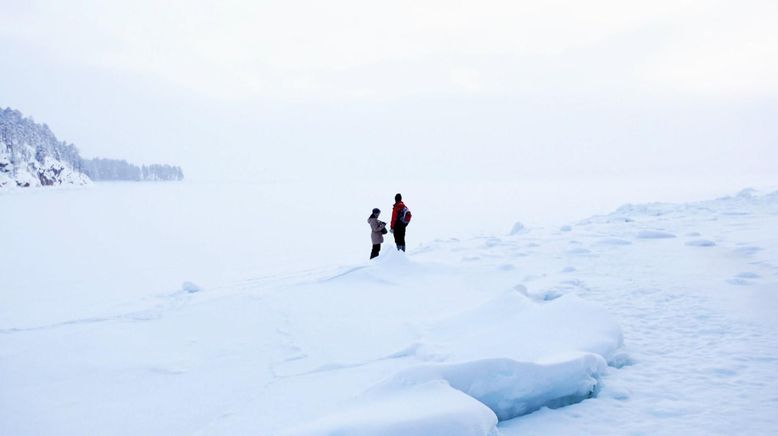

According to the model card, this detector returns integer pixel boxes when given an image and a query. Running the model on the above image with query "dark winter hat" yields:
[372,208,380,214]
[395,193,402,202]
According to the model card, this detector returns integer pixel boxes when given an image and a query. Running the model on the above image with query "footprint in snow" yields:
[708,367,738,377]
[181,281,202,293]
[483,238,502,247]
[686,239,716,247]
[733,246,763,257]
[636,230,676,239]
[736,272,760,279]
[539,289,564,301]
[523,274,545,282]
[282,353,308,363]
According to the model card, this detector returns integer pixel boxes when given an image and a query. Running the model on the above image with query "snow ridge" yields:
[284,252,623,436]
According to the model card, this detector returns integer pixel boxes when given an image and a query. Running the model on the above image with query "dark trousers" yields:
[393,225,406,251]
[370,244,381,259]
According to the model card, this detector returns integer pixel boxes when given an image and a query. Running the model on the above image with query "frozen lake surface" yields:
[2,180,778,435]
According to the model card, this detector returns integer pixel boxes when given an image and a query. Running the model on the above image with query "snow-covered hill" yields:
[0,108,90,188]
[1,186,777,435]
[0,107,183,188]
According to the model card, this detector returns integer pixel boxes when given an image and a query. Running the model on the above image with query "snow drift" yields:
[284,256,622,436]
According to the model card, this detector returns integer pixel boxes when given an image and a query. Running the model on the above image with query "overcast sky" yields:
[1,0,776,182]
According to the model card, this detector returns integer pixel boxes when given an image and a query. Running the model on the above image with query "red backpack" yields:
[398,206,412,225]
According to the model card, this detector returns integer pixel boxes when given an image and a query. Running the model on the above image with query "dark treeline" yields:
[81,159,184,181]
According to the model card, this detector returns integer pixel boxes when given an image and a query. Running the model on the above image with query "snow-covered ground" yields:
[2,182,778,435]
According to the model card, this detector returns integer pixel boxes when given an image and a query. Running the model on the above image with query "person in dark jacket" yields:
[390,193,410,251]
[367,208,387,259]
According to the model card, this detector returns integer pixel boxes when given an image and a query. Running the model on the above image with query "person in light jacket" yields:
[367,207,387,259]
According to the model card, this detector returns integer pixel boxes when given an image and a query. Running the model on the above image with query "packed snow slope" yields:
[2,188,778,435]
